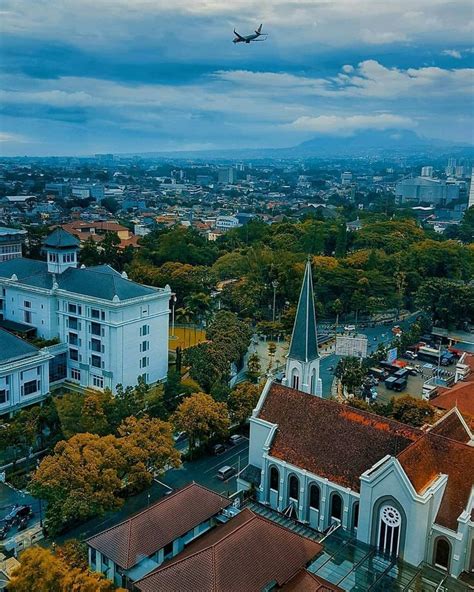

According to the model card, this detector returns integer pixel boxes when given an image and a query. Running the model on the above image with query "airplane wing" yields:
[233,29,245,41]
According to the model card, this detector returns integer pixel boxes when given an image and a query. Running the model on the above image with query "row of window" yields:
[0,245,21,254]
[67,303,105,320]
[70,369,103,389]
[49,252,76,263]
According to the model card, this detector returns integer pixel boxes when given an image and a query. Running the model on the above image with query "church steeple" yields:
[283,258,322,396]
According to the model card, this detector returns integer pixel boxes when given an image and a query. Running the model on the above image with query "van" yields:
[217,466,236,481]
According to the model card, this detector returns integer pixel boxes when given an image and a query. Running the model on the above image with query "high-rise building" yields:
[455,165,465,179]
[468,168,474,209]
[218,167,236,184]
[421,166,434,178]
[341,171,353,186]
[445,158,456,177]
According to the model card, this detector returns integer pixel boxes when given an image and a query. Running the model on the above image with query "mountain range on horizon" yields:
[119,129,473,161]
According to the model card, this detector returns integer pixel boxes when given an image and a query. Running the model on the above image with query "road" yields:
[57,439,249,544]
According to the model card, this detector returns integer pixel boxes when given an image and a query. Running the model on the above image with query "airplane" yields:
[233,24,267,44]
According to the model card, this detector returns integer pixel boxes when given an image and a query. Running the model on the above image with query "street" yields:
[56,438,249,544]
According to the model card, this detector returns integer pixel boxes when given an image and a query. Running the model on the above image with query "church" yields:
[239,260,474,579]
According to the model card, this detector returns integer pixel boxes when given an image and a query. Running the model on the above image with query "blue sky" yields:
[0,0,473,155]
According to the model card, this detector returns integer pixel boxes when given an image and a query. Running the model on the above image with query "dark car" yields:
[17,516,29,531]
[5,505,32,526]
[228,434,245,446]
[212,443,226,455]
[0,521,9,540]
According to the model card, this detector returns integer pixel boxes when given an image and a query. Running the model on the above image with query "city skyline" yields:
[0,0,473,156]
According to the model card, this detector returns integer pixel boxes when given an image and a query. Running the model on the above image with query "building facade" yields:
[238,261,474,580]
[0,229,170,407]
[0,228,26,263]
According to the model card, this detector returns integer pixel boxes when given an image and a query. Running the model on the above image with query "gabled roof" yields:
[42,228,80,249]
[397,432,474,530]
[87,483,231,570]
[428,408,472,444]
[135,509,322,592]
[288,259,319,363]
[431,379,474,424]
[258,383,420,491]
[0,329,39,364]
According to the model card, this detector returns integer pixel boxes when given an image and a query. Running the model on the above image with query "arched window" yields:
[289,475,299,500]
[291,368,299,390]
[434,538,451,571]
[378,505,402,556]
[270,466,279,492]
[309,484,320,510]
[352,502,359,529]
[330,493,343,521]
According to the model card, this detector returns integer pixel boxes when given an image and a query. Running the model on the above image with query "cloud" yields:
[0,132,27,143]
[442,49,462,59]
[287,113,415,135]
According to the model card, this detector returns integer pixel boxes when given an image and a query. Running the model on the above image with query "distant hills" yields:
[121,129,472,161]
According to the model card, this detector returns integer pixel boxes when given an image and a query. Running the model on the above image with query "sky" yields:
[0,0,473,156]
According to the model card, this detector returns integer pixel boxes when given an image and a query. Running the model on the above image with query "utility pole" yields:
[272,280,278,322]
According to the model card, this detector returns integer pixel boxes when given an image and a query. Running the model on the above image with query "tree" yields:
[391,395,435,427]
[228,382,260,425]
[247,352,262,383]
[332,298,343,337]
[172,392,230,454]
[416,278,474,328]
[8,546,122,592]
[335,357,366,396]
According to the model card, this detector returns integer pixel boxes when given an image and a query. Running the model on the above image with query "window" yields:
[289,475,299,501]
[434,538,451,571]
[68,303,77,314]
[69,349,79,361]
[378,505,401,556]
[91,322,101,336]
[0,390,9,404]
[24,310,32,324]
[140,324,150,336]
[92,375,104,389]
[68,317,78,330]
[22,380,39,396]
[90,548,96,567]
[91,338,102,352]
[24,300,31,308]
[71,369,81,381]
[140,356,149,368]
[330,493,343,521]
[91,308,100,319]
[270,466,279,491]
[309,484,320,510]
[163,542,173,558]
[102,555,109,568]
[353,502,359,529]
[69,332,78,346]
[141,340,149,352]
[91,355,101,368]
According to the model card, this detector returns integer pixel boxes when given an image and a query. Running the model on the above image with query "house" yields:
[86,483,233,589]
[61,221,140,249]
[0,228,26,262]
[238,259,474,579]
[134,507,324,592]
[0,228,170,398]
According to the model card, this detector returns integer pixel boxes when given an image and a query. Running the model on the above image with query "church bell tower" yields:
[282,258,322,396]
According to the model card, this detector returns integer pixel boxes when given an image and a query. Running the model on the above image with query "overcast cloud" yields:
[0,0,473,155]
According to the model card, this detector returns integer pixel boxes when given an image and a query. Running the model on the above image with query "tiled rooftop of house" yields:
[87,483,231,570]
[0,328,39,364]
[135,508,322,592]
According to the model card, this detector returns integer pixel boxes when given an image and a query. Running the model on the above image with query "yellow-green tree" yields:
[8,546,123,592]
[228,382,260,425]
[172,392,230,453]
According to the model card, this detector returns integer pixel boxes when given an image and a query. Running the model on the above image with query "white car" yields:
[344,325,356,332]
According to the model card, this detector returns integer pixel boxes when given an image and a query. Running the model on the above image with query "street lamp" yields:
[272,280,279,323]
[170,294,177,339]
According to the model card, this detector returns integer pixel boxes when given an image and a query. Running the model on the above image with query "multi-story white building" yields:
[0,228,26,263]
[0,228,170,410]
[215,216,240,232]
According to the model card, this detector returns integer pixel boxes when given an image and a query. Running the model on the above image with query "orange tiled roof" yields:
[135,508,322,592]
[428,409,472,444]
[431,380,474,421]
[258,383,420,491]
[282,570,344,591]
[397,433,474,530]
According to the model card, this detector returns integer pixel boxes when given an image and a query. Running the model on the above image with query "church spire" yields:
[288,258,319,363]
[283,258,322,396]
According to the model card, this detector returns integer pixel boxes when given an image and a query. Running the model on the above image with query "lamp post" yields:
[36,459,43,529]
[272,280,279,323]
[170,294,177,339]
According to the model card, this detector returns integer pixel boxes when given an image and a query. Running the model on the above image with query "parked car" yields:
[344,325,356,332]
[404,350,417,360]
[5,505,32,527]
[0,521,9,540]
[17,516,29,531]
[173,432,187,443]
[212,443,226,455]
[217,466,236,481]
[229,434,245,446]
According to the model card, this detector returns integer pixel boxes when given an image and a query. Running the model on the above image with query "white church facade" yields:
[0,228,170,414]
[239,260,474,580]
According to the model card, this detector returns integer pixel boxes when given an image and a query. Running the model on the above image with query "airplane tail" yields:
[256,24,263,35]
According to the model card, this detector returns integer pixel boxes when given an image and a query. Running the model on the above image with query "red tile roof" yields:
[397,433,474,530]
[282,569,344,591]
[135,508,322,592]
[87,483,231,569]
[431,380,474,423]
[258,383,420,491]
[429,409,472,444]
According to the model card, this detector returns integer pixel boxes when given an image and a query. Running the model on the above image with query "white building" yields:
[218,167,236,185]
[468,167,474,210]
[238,261,474,579]
[341,171,353,186]
[215,216,240,232]
[421,166,434,178]
[0,229,170,402]
[0,228,26,262]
